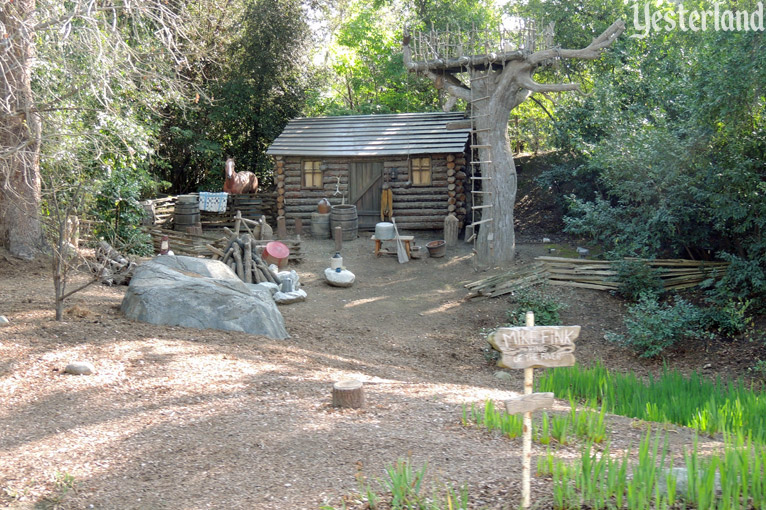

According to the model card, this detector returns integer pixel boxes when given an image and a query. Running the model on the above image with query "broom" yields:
[392,217,409,264]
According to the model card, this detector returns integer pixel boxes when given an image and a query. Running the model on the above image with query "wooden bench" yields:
[371,235,413,259]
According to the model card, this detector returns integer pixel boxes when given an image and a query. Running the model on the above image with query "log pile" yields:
[218,232,282,286]
[95,241,137,285]
[142,212,303,263]
[446,154,468,227]
[539,256,729,291]
[465,257,730,298]
[464,262,548,299]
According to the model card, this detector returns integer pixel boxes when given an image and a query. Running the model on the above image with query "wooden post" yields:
[332,379,364,408]
[522,311,534,510]
[294,217,303,237]
[487,315,579,510]
[444,213,459,247]
[243,234,253,284]
[334,226,343,252]
[234,210,242,237]
[277,216,287,239]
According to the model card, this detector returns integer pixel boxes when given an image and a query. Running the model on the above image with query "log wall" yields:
[275,153,467,231]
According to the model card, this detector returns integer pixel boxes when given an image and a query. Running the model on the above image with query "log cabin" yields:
[266,112,471,231]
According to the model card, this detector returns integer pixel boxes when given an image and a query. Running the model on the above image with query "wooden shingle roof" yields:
[266,112,470,157]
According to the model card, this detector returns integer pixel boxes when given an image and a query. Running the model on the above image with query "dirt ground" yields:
[3,228,764,510]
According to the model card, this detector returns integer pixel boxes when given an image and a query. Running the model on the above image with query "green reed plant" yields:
[466,398,608,446]
[537,361,766,443]
[321,458,470,510]
[462,401,523,439]
[550,414,570,445]
[548,429,766,510]
[384,459,426,509]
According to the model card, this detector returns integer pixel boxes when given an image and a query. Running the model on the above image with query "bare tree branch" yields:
[517,74,581,94]
[528,20,626,66]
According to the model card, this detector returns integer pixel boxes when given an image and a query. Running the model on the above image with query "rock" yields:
[324,268,355,287]
[248,282,279,296]
[494,370,512,381]
[0,316,9,326]
[542,237,551,243]
[277,270,300,293]
[120,255,288,339]
[65,361,95,375]
[274,289,307,304]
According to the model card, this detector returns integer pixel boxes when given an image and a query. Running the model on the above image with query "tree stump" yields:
[332,379,364,408]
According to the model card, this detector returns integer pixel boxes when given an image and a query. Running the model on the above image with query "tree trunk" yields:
[0,0,44,260]
[402,21,624,270]
[471,69,525,268]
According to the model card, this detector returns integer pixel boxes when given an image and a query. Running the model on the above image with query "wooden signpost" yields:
[489,313,580,509]
[487,325,579,369]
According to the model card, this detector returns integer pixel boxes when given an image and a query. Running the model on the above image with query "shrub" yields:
[702,297,753,336]
[611,260,664,301]
[608,293,710,358]
[507,289,564,326]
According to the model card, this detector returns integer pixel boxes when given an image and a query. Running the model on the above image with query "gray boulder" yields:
[121,256,288,339]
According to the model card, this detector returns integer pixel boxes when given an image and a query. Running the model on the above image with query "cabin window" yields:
[302,160,323,189]
[410,157,432,186]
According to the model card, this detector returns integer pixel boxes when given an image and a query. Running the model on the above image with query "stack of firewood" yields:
[465,256,731,299]
[219,232,282,286]
[464,262,548,299]
[539,256,730,291]
[95,241,137,285]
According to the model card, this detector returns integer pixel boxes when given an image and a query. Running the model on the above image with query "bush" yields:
[608,293,710,358]
[702,297,753,336]
[612,260,665,301]
[507,289,564,326]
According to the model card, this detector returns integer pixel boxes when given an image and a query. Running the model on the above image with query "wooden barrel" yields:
[174,194,200,231]
[310,212,331,239]
[330,205,358,241]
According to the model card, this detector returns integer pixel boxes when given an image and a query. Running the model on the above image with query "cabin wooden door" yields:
[349,161,383,230]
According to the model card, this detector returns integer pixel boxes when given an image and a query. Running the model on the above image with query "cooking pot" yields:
[375,222,395,240]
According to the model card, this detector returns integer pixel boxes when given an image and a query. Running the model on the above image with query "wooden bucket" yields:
[310,212,331,239]
[331,205,358,241]
[174,194,200,231]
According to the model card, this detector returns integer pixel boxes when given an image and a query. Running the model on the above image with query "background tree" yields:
[403,20,625,266]
[522,0,766,305]
[1,0,205,259]
[155,0,317,193]
[308,0,499,115]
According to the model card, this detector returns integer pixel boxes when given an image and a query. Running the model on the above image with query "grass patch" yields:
[462,398,608,445]
[536,362,766,443]
[545,431,766,510]
[320,458,469,510]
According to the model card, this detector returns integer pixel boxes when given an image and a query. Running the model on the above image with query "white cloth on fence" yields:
[199,192,228,212]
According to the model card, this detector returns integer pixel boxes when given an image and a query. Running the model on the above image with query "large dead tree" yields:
[1,0,205,260]
[0,0,43,260]
[403,20,625,267]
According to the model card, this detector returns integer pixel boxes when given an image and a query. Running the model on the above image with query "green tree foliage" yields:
[309,0,501,115]
[156,0,316,192]
[516,1,766,306]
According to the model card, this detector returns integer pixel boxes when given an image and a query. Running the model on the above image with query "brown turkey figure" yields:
[223,158,258,194]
